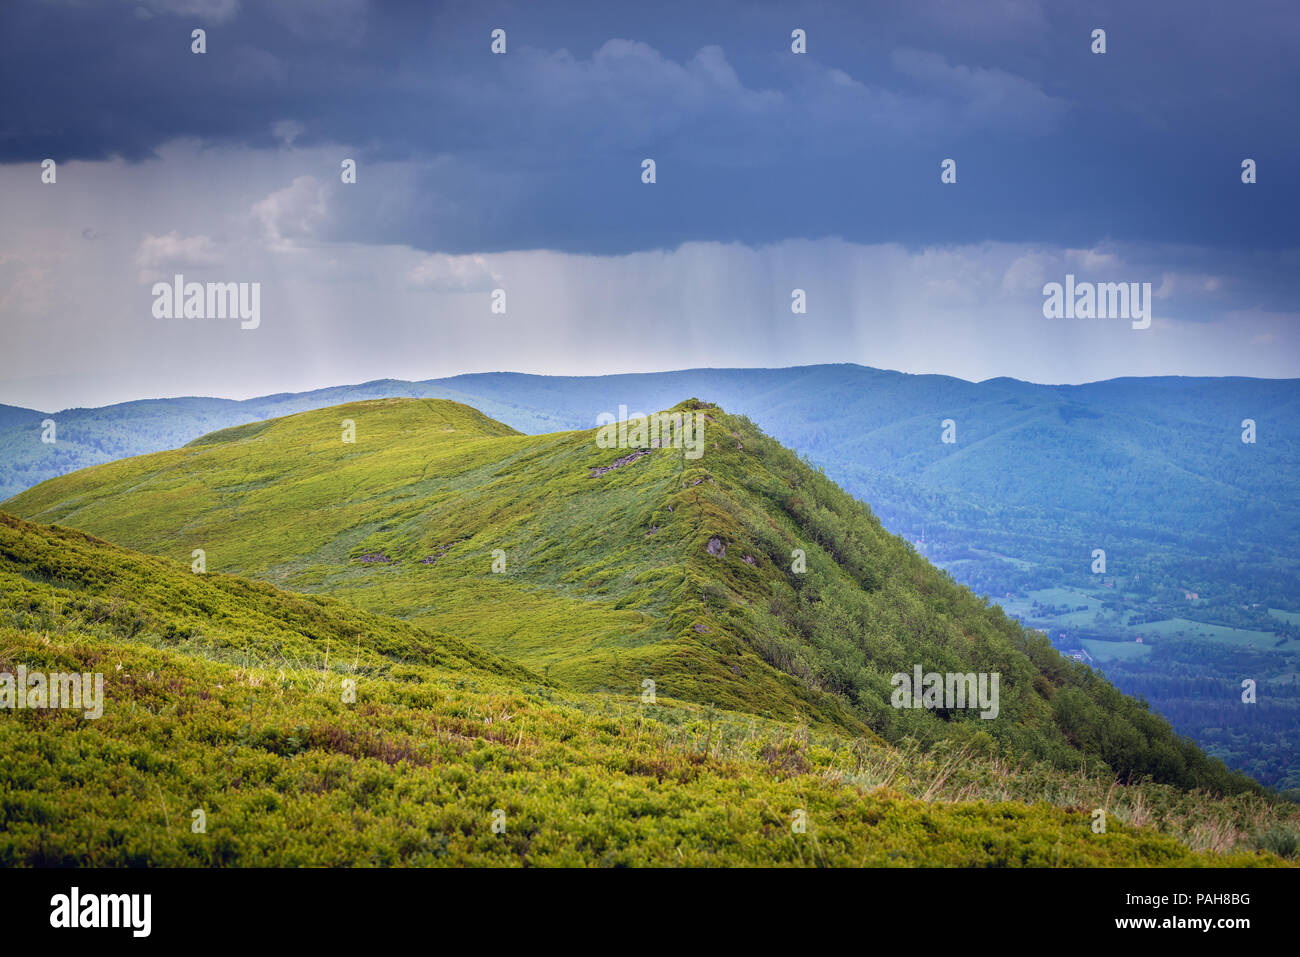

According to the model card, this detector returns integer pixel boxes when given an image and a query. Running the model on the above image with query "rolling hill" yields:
[3,396,1269,798]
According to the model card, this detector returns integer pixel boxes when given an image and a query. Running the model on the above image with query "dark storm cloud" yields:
[2,0,1296,255]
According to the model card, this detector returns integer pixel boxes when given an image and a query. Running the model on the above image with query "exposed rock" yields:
[706,537,726,558]
[589,449,650,477]
[357,552,392,564]
[742,554,756,565]
[419,542,458,565]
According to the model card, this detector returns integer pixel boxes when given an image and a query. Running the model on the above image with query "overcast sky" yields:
[1,0,1297,411]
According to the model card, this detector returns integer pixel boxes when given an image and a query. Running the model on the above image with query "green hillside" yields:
[0,513,1295,866]
[3,397,1266,797]
[5,367,1295,788]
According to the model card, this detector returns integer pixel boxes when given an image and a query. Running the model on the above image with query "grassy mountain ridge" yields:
[7,398,871,734]
[1,511,1295,866]
[5,397,1265,797]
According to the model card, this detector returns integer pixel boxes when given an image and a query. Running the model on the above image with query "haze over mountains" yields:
[3,364,1297,788]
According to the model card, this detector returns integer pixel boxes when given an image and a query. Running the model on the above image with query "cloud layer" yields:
[0,0,1295,407]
